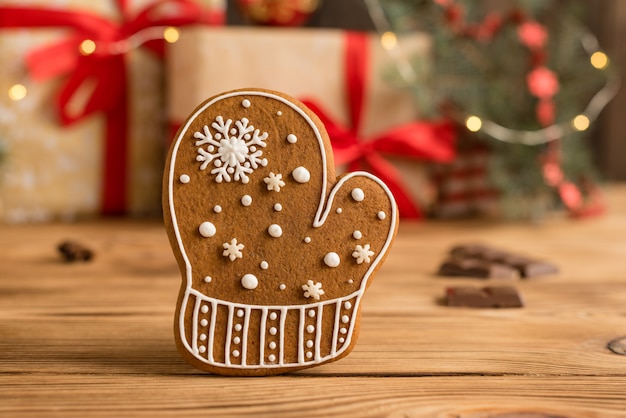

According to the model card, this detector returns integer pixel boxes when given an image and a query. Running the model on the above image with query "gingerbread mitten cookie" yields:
[164,88,398,375]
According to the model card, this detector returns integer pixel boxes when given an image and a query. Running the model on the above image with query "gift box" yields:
[0,0,224,223]
[431,135,500,218]
[167,27,456,218]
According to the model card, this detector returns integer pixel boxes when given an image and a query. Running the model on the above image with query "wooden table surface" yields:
[2,187,626,417]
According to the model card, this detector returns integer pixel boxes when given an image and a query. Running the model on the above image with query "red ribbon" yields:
[302,32,455,219]
[0,0,222,215]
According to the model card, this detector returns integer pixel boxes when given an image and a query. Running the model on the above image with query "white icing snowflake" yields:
[194,116,268,184]
[263,172,286,192]
[223,238,244,261]
[352,244,375,264]
[302,280,325,300]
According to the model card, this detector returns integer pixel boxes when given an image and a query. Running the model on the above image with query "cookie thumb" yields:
[313,171,398,293]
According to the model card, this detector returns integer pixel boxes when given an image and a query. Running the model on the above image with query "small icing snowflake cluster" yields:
[302,280,325,300]
[264,172,285,192]
[352,244,375,264]
[223,238,244,261]
[194,116,268,184]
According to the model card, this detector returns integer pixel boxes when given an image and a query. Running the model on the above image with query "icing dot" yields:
[336,208,343,214]
[287,134,297,144]
[269,327,277,335]
[268,354,276,362]
[377,211,386,220]
[242,99,251,108]
[340,328,347,334]
[199,346,206,353]
[308,310,316,318]
[274,203,282,212]
[276,111,282,116]
[237,309,245,318]
[348,279,354,284]
[204,276,212,283]
[234,324,242,332]
[213,205,222,213]
[279,284,286,290]
[306,351,313,359]
[351,188,365,202]
[342,315,350,324]
[306,325,315,333]
[241,274,258,290]
[306,340,314,348]
[260,261,269,270]
[200,319,208,327]
[269,341,277,349]
[179,174,190,184]
[199,222,216,238]
[201,305,209,313]
[353,230,362,240]
[344,302,352,310]
[269,312,278,320]
[324,252,340,268]
[268,224,283,238]
[200,334,207,341]
[339,337,345,343]
[304,237,311,243]
[241,195,252,206]
[232,350,240,358]
[233,336,241,344]
[292,166,310,183]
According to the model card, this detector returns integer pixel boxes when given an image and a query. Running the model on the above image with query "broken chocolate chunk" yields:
[444,243,558,278]
[58,240,93,262]
[445,286,524,308]
[437,257,519,279]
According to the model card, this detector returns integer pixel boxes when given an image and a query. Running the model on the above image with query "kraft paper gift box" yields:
[0,0,225,223]
[167,27,456,219]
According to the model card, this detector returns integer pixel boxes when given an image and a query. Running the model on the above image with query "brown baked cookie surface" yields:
[164,88,398,375]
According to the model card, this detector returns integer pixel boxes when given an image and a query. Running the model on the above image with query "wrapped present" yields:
[167,27,456,218]
[0,0,224,223]
[431,136,500,218]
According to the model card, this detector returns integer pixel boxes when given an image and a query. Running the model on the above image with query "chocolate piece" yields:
[448,243,558,278]
[445,286,524,308]
[437,257,519,279]
[58,240,93,262]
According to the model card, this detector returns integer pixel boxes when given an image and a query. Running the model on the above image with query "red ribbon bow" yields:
[302,32,456,219]
[0,0,222,215]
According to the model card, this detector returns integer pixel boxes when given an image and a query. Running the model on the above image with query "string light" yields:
[6,27,182,107]
[363,0,621,146]
[76,26,181,57]
[8,84,27,101]
[79,39,96,55]
[380,31,397,50]
[590,51,609,69]
[572,114,590,131]
[163,26,180,43]
[465,115,482,132]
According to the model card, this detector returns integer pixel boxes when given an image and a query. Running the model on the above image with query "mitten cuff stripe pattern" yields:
[182,290,359,369]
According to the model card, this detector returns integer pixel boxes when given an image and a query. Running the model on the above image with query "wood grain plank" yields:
[2,186,626,416]
[1,375,625,417]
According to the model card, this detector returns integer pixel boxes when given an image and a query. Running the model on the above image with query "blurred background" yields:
[0,0,623,222]
[228,0,626,182]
